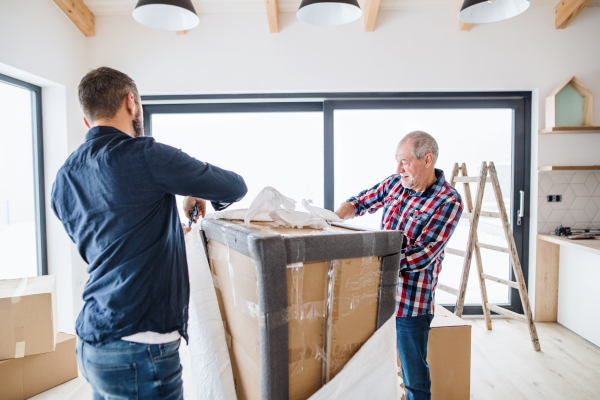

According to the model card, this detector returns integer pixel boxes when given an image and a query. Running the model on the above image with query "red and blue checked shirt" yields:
[347,169,463,317]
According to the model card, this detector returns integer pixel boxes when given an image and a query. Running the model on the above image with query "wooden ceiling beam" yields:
[364,0,381,32]
[555,0,592,29]
[459,20,472,31]
[265,0,279,33]
[53,0,95,37]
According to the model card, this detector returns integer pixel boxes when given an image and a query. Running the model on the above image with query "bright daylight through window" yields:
[152,112,324,222]
[0,80,38,279]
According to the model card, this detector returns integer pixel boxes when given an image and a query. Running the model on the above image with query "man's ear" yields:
[83,117,91,129]
[125,93,136,116]
[426,153,433,167]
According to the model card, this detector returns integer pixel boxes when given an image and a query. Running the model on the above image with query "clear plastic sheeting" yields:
[307,316,403,400]
[184,225,237,400]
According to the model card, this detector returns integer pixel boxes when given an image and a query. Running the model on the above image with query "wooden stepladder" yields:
[439,161,541,352]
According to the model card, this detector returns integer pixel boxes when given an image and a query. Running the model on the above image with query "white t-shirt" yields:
[122,331,181,344]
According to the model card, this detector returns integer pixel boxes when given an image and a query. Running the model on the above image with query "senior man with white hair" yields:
[335,131,463,400]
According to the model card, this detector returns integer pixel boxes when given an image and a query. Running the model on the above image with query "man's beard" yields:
[132,108,144,137]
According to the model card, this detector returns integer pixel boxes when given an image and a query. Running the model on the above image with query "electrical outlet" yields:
[547,195,562,203]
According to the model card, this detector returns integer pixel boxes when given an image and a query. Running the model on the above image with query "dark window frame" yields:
[0,73,47,276]
[141,91,532,316]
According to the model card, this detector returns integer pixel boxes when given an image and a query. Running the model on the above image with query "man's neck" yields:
[413,169,438,193]
[91,119,135,138]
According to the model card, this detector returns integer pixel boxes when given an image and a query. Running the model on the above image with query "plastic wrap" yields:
[307,316,403,400]
[184,225,237,400]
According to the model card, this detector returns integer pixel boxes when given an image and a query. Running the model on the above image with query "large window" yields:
[143,93,531,315]
[148,104,323,222]
[0,74,46,279]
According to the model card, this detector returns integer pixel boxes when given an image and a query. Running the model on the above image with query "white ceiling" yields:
[83,0,600,16]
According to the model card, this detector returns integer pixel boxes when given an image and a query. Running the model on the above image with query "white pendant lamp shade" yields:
[297,0,362,26]
[133,0,199,31]
[459,0,530,23]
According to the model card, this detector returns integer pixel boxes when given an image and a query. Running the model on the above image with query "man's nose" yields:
[396,163,404,174]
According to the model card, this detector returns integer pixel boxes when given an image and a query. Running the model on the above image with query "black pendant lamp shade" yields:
[297,0,362,26]
[133,0,199,31]
[459,0,530,23]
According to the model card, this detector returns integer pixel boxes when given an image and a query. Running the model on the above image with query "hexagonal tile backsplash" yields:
[538,171,600,234]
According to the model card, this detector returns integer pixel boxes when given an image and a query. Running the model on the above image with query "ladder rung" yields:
[462,211,501,220]
[477,242,509,254]
[486,303,527,322]
[453,176,491,183]
[481,273,519,289]
[438,283,459,296]
[445,248,466,257]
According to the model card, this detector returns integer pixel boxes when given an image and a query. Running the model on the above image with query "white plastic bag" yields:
[185,225,237,400]
[269,209,330,229]
[244,186,297,226]
[302,199,344,223]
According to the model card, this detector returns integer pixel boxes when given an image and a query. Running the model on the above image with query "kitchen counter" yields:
[538,234,600,257]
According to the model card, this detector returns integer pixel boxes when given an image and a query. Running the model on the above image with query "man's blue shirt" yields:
[51,126,247,346]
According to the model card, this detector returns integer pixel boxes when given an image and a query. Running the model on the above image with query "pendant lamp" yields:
[133,0,199,31]
[297,0,362,26]
[459,0,529,23]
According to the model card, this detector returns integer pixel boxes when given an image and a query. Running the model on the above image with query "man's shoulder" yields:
[437,176,463,205]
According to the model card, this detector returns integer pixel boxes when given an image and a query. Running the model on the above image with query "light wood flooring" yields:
[30,318,600,400]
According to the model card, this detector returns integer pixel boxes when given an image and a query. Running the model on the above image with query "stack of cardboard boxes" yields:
[0,275,78,400]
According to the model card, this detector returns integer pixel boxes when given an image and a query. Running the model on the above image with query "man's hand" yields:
[334,202,356,220]
[181,223,192,235]
[183,196,207,225]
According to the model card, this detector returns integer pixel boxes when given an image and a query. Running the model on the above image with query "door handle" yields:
[517,190,524,226]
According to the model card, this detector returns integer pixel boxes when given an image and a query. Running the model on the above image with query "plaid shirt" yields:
[347,169,463,317]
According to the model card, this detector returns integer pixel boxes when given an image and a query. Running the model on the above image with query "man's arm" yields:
[401,199,463,273]
[143,140,248,204]
[334,175,395,220]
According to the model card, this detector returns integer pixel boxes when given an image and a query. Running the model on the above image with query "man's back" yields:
[52,126,247,345]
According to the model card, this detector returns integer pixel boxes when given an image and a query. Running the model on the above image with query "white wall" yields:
[558,247,600,347]
[0,0,88,334]
[87,8,600,317]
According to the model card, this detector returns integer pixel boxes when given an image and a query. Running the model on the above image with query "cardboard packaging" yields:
[428,304,471,399]
[0,276,58,361]
[201,219,403,400]
[0,332,78,400]
[398,304,472,400]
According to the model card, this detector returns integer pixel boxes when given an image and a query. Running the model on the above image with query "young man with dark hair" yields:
[51,66,247,400]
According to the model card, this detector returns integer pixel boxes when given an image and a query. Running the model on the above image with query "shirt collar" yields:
[408,168,445,198]
[85,126,129,142]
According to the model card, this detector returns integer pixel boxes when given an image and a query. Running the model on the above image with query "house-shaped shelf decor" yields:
[540,76,600,134]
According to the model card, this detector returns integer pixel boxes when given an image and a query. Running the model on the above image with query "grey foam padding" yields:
[201,218,403,399]
[376,252,402,329]
[247,235,290,400]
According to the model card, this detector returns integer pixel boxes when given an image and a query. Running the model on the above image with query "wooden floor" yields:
[31,318,600,400]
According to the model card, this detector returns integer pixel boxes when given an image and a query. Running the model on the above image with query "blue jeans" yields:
[76,338,184,400]
[396,315,434,400]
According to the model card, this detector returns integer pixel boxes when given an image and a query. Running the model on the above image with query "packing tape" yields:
[288,238,306,263]
[11,278,28,303]
[15,341,25,358]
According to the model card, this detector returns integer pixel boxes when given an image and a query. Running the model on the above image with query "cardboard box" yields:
[0,276,58,360]
[202,219,403,400]
[0,332,78,400]
[428,304,471,399]
[398,304,471,400]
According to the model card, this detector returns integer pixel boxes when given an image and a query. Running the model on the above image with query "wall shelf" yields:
[538,166,600,171]
[539,126,600,134]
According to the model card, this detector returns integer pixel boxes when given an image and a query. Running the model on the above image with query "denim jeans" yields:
[396,314,434,400]
[76,337,184,400]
